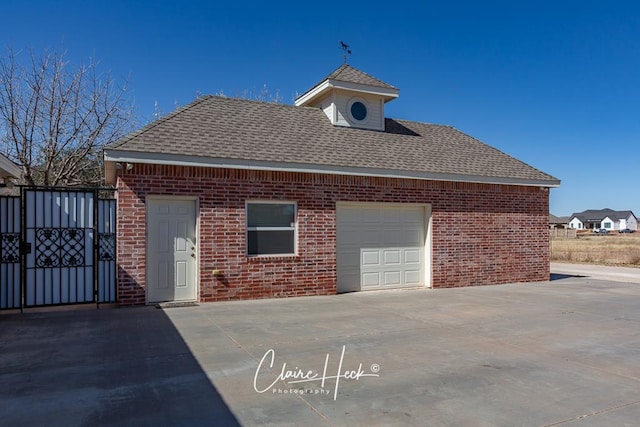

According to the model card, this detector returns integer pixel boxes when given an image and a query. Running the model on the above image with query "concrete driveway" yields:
[552,261,640,283]
[2,270,640,426]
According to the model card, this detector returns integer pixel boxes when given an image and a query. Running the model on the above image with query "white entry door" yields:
[337,204,427,293]
[147,198,197,303]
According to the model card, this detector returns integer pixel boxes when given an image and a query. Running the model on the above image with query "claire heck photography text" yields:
[253,345,381,401]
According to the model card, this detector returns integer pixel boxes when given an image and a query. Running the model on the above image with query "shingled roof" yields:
[297,64,397,100]
[570,209,636,222]
[105,95,559,187]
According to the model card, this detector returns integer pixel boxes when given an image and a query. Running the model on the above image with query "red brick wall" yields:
[116,165,550,305]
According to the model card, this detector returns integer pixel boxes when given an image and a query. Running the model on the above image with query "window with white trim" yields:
[246,202,296,255]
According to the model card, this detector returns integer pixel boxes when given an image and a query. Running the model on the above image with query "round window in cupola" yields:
[350,101,367,121]
[347,97,369,123]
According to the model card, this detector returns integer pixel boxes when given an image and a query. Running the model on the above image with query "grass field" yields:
[551,231,640,267]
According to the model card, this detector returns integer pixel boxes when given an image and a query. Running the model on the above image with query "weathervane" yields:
[339,41,352,64]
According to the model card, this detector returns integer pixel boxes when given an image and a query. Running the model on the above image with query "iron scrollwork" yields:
[99,233,115,261]
[35,228,85,268]
[0,233,20,263]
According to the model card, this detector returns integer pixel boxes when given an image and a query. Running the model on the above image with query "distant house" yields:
[569,209,638,231]
[549,214,569,229]
[0,153,21,183]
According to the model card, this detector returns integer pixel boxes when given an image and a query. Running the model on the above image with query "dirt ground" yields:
[551,230,640,266]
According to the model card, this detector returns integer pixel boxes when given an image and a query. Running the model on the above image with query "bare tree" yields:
[0,47,134,186]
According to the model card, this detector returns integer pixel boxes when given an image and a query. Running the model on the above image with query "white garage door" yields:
[337,204,427,293]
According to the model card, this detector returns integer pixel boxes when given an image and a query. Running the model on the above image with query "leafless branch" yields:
[0,47,134,186]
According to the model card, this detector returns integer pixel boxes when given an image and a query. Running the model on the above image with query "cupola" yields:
[295,64,398,131]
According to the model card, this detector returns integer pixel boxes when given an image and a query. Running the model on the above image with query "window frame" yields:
[245,200,298,257]
[347,96,369,124]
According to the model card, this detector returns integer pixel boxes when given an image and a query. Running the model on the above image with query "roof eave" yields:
[104,149,561,188]
[0,154,21,179]
[295,79,399,106]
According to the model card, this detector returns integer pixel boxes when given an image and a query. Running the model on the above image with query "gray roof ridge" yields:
[388,117,453,128]
[330,64,398,89]
[205,94,317,110]
[296,64,396,102]
[570,208,635,220]
[107,95,215,149]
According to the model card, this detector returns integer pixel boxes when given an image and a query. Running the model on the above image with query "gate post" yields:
[20,187,26,312]
[93,188,99,308]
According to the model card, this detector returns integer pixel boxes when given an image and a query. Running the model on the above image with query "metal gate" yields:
[0,187,116,310]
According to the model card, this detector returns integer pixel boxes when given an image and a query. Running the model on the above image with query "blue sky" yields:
[2,1,639,217]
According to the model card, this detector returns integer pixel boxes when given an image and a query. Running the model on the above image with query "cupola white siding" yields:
[296,64,398,131]
[335,90,384,130]
[310,90,385,130]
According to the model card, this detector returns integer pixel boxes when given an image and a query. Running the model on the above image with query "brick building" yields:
[104,64,560,305]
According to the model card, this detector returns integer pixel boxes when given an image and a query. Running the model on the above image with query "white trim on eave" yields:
[0,153,21,179]
[295,79,399,107]
[103,149,561,188]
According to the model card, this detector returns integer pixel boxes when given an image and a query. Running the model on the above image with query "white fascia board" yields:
[329,80,399,100]
[295,80,399,107]
[0,153,21,178]
[104,149,561,188]
[295,81,332,106]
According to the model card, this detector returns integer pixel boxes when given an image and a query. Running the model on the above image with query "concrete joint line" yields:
[544,399,640,426]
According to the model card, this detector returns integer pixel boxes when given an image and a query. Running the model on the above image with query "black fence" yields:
[0,187,116,310]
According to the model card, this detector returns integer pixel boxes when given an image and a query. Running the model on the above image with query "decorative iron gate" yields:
[0,196,20,309]
[0,187,116,310]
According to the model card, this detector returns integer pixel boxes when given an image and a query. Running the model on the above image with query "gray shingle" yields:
[327,64,397,88]
[107,95,559,185]
[296,64,397,103]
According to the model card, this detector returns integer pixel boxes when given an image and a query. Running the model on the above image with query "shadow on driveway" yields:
[550,273,586,281]
[0,306,240,426]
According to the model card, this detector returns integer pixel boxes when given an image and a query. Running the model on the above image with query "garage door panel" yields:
[339,208,362,222]
[362,272,381,287]
[362,250,381,266]
[343,230,365,243]
[381,230,406,245]
[404,249,421,264]
[383,250,401,265]
[404,270,422,285]
[380,210,399,222]
[337,205,427,292]
[361,247,423,288]
[383,271,402,286]
[402,229,424,245]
